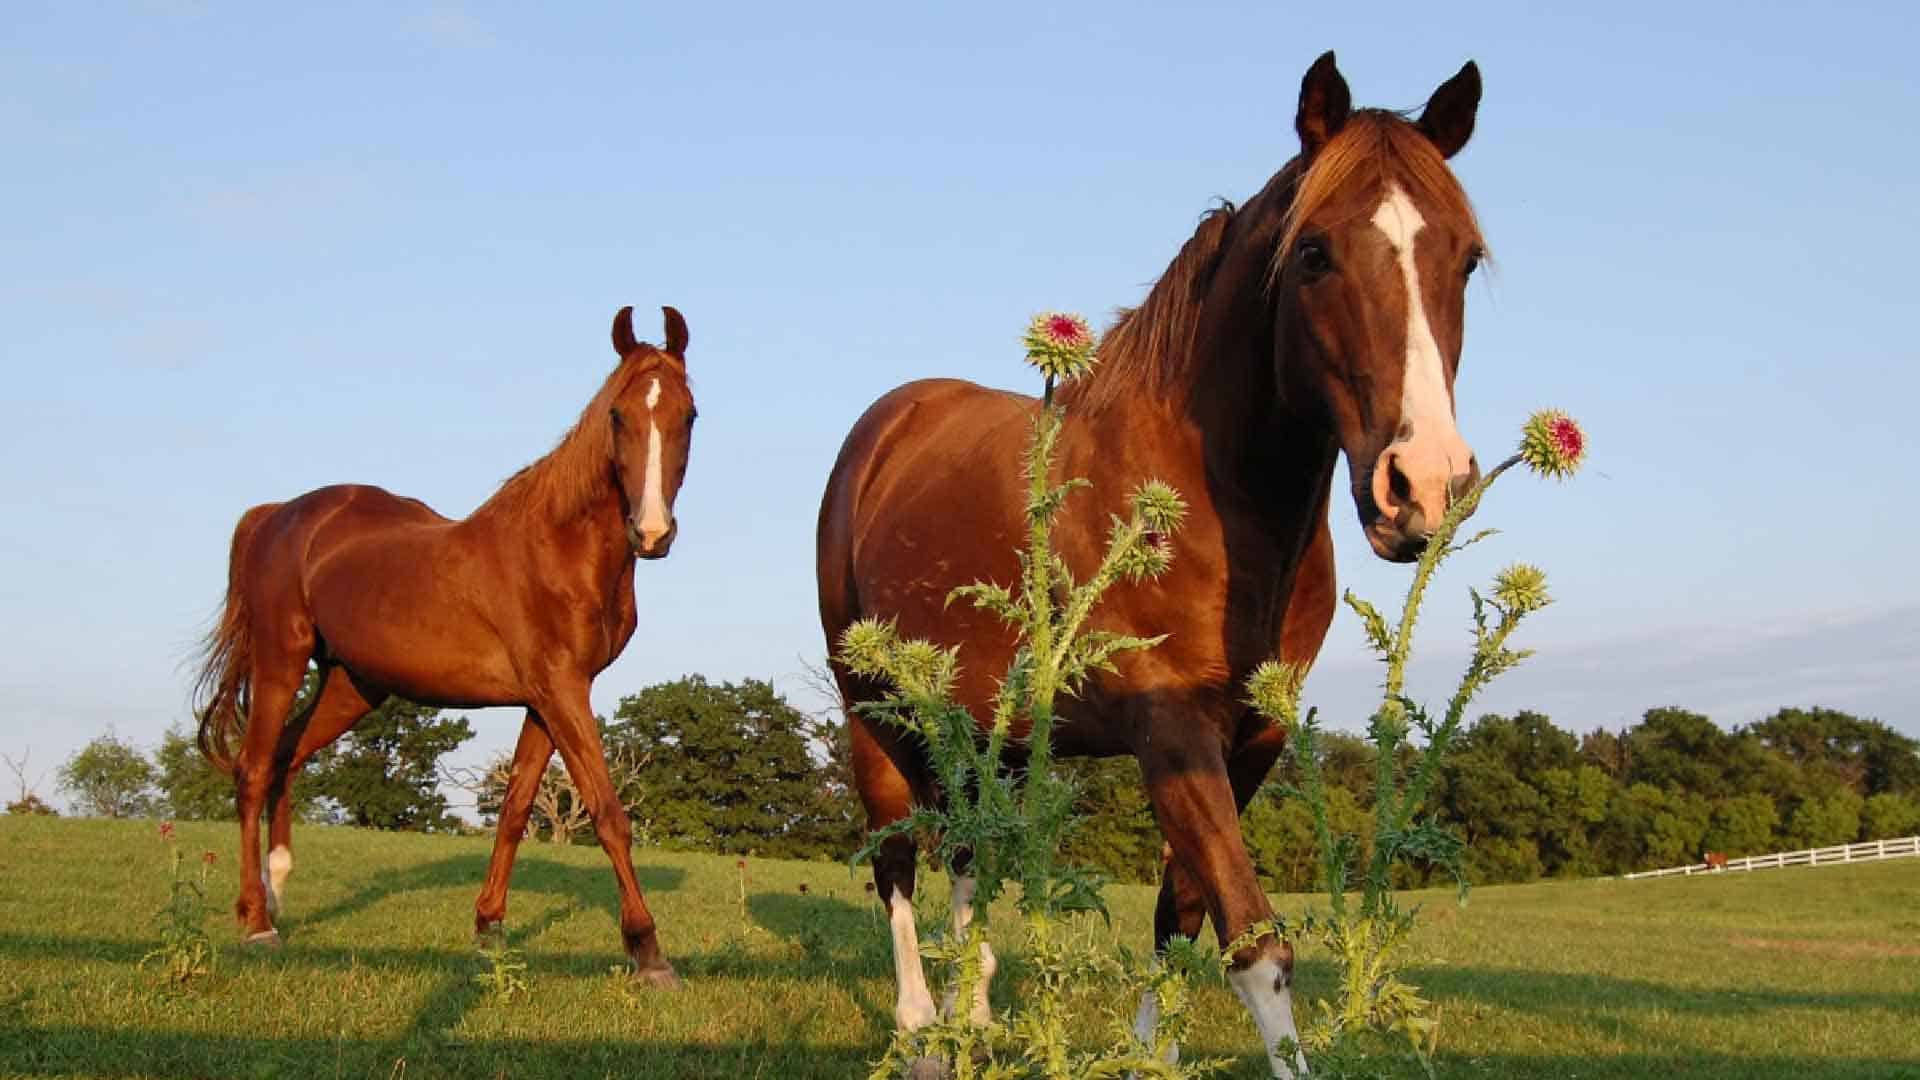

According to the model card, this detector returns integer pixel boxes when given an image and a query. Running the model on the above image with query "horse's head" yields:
[607,305,695,559]
[1271,52,1485,562]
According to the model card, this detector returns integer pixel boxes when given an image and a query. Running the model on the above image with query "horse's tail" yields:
[192,503,279,773]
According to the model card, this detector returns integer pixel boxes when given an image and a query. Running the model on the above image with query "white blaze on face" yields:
[1228,958,1307,1079]
[887,887,938,1030]
[637,377,670,540]
[1374,182,1443,443]
[1371,183,1458,453]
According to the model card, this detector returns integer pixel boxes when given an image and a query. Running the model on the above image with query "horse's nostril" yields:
[1386,453,1413,508]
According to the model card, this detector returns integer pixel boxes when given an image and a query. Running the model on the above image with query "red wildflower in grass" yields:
[158,821,176,841]
[736,859,746,870]
[798,882,810,895]
[202,851,218,866]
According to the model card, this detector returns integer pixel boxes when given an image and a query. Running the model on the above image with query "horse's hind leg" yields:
[262,666,379,920]
[474,710,555,937]
[232,644,315,943]
[849,707,939,1032]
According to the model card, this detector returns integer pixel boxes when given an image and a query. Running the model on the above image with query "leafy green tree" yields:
[57,733,158,818]
[1534,764,1612,876]
[1748,707,1920,797]
[155,725,236,820]
[1057,758,1161,884]
[1704,792,1779,857]
[1595,782,1711,870]
[1861,793,1920,840]
[1622,707,1747,799]
[306,700,472,831]
[1784,789,1865,849]
[608,676,853,859]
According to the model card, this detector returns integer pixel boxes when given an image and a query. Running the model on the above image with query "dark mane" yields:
[480,349,685,519]
[1061,203,1237,415]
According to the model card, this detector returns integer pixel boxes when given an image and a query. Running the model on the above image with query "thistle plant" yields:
[473,925,530,1002]
[1245,410,1589,1076]
[838,313,1222,1079]
[141,822,220,987]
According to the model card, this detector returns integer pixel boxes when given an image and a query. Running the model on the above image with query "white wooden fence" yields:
[1622,835,1920,880]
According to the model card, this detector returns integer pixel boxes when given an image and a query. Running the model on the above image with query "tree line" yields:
[18,679,1917,887]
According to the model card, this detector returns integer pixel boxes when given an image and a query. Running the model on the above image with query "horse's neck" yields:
[467,463,633,593]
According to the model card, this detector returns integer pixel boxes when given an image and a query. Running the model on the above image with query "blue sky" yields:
[3,3,1916,809]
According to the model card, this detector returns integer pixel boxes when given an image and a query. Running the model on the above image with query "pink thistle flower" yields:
[158,821,176,841]
[1022,311,1099,382]
[1044,314,1092,348]
[1519,409,1587,480]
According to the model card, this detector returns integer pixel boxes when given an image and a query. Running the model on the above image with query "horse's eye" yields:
[1297,239,1333,279]
[1464,248,1484,278]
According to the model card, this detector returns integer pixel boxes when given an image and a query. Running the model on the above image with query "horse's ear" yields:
[612,306,639,359]
[1417,61,1481,159]
[1295,50,1351,157]
[662,306,689,357]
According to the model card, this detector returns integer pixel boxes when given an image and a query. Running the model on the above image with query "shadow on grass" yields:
[1408,963,1920,1017]
[0,1027,881,1080]
[4,1028,1917,1080]
[291,852,687,936]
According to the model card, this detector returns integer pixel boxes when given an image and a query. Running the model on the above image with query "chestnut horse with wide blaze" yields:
[192,306,695,986]
[818,54,1487,1074]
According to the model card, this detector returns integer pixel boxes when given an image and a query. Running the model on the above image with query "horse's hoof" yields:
[631,963,683,990]
[907,1057,952,1080]
[242,929,283,948]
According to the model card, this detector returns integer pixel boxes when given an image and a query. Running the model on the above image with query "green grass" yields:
[2,817,1915,1078]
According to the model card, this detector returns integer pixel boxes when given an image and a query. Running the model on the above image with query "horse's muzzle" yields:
[629,518,677,560]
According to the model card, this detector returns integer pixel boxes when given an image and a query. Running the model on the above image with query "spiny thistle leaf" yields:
[1344,591,1393,657]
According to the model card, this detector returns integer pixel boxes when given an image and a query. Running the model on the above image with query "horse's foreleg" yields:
[1141,735,1305,1079]
[1139,720,1291,1058]
[535,686,678,987]
[474,711,554,937]
[263,666,376,919]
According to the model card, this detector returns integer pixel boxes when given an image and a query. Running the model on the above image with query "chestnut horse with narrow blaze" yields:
[192,306,695,986]
[818,54,1487,1073]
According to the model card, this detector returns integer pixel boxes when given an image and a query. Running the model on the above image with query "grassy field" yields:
[1,817,1915,1079]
